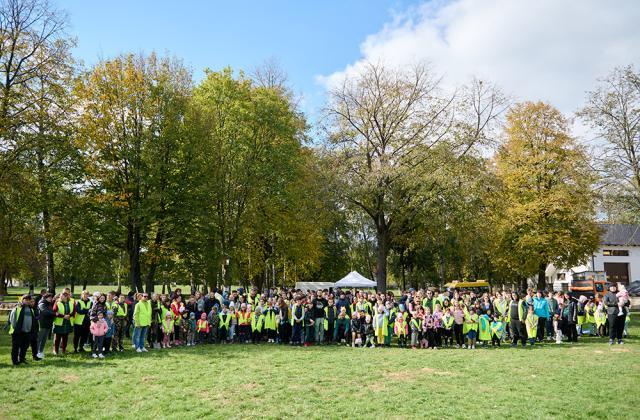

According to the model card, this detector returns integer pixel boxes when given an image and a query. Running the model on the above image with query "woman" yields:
[452,300,465,348]
[149,293,162,348]
[170,295,185,345]
[52,292,75,355]
[90,293,107,321]
[277,298,290,344]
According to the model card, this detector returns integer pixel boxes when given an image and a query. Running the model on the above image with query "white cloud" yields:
[320,0,640,123]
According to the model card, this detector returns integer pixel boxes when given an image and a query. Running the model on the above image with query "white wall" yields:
[588,245,640,283]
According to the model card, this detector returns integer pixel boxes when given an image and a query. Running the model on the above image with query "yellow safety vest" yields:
[74,299,92,325]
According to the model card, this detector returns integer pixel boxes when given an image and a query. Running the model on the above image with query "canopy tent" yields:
[334,271,377,289]
[294,282,335,292]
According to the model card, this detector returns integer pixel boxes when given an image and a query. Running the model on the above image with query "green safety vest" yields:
[133,301,152,327]
[8,306,33,334]
[54,301,72,326]
[251,313,264,332]
[115,302,128,318]
[410,318,422,331]
[479,315,491,340]
[219,313,232,329]
[526,313,539,337]
[74,299,92,325]
[263,309,277,330]
[466,313,479,332]
[442,315,454,329]
[491,321,504,336]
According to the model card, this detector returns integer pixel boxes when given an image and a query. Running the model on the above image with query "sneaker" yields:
[618,340,624,345]
[609,340,614,346]
[92,354,98,358]
[141,347,148,352]
[462,344,466,349]
[98,354,105,359]
[136,348,142,353]
[36,353,44,359]
[33,356,42,361]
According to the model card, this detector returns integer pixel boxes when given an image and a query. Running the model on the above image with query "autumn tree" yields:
[495,101,600,289]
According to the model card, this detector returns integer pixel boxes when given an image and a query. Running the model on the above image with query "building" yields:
[548,223,640,289]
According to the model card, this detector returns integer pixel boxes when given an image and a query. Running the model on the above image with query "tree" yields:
[325,63,504,291]
[75,53,191,292]
[580,65,640,223]
[495,101,600,290]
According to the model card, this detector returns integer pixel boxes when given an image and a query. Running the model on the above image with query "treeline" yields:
[1,0,638,294]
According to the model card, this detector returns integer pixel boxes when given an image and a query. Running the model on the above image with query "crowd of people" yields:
[7,282,632,366]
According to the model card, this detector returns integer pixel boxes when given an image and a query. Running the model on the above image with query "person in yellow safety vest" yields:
[323,300,337,344]
[525,306,539,347]
[218,306,232,343]
[236,304,252,343]
[59,287,76,321]
[251,307,265,344]
[465,308,479,349]
[595,303,607,337]
[490,313,505,347]
[263,301,278,343]
[132,293,152,352]
[422,290,435,313]
[493,293,508,324]
[112,295,128,352]
[394,309,408,348]
[478,313,491,348]
[507,292,528,347]
[384,303,397,347]
[290,298,304,345]
[584,301,596,336]
[9,295,35,366]
[442,308,455,347]
[373,305,386,346]
[73,290,93,353]
[247,289,261,308]
[410,313,422,349]
[161,311,174,348]
[196,312,210,344]
[52,292,75,355]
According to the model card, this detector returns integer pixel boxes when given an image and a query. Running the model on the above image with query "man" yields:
[335,292,350,316]
[27,296,41,361]
[603,284,629,345]
[324,298,337,344]
[533,290,550,342]
[312,292,327,344]
[73,290,92,352]
[9,295,35,366]
[36,293,55,359]
[546,291,558,339]
[133,293,152,352]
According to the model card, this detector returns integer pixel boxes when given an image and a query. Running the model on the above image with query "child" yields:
[373,305,386,346]
[442,308,454,348]
[364,315,375,348]
[478,313,491,348]
[465,308,478,350]
[350,310,362,348]
[525,306,538,347]
[208,307,219,344]
[218,306,231,343]
[196,312,209,344]
[304,302,315,347]
[251,307,264,344]
[104,310,115,354]
[410,311,422,349]
[422,307,435,349]
[617,283,629,316]
[490,314,504,347]
[228,306,237,342]
[90,312,108,359]
[161,312,174,348]
[334,308,350,345]
[186,313,196,346]
[433,304,443,348]
[595,302,607,337]
[394,309,408,348]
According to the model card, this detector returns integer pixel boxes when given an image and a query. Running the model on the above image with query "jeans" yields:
[608,314,625,341]
[314,318,324,343]
[37,328,50,355]
[133,326,149,349]
[291,322,303,343]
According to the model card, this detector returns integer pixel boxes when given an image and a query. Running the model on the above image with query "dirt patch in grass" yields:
[141,376,157,384]
[610,348,630,353]
[243,382,259,390]
[61,374,79,383]
[366,383,385,392]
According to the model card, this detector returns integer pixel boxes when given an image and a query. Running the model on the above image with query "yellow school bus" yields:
[444,280,491,293]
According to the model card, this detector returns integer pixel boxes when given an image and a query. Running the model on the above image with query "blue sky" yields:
[65,0,420,122]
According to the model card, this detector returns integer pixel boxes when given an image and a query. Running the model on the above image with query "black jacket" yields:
[38,300,55,329]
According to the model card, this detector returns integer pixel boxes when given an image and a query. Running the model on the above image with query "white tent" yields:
[294,282,335,292]
[334,271,377,289]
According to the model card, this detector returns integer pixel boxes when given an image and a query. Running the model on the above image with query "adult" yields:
[603,284,629,345]
[133,293,152,352]
[9,295,35,366]
[53,292,75,355]
[36,293,55,359]
[563,292,579,342]
[73,291,92,353]
[112,295,128,352]
[312,292,327,344]
[546,291,558,339]
[149,293,163,348]
[533,290,550,341]
[509,292,527,347]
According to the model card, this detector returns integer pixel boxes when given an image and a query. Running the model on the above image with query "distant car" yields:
[628,281,640,297]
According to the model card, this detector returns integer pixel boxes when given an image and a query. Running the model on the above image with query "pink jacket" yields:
[90,319,108,337]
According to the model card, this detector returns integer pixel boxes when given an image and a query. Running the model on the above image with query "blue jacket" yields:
[533,297,550,318]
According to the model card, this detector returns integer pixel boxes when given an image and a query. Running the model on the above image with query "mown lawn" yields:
[1,317,638,419]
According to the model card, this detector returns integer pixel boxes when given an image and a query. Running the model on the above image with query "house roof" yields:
[599,224,640,246]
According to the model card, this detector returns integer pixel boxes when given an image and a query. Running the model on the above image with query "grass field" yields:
[0,316,639,419]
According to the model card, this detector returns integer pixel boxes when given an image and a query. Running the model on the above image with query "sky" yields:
[65,0,640,139]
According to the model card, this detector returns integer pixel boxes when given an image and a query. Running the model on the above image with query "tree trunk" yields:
[127,221,142,292]
[0,267,7,296]
[144,224,164,294]
[376,226,388,293]
[537,261,547,291]
[37,146,56,294]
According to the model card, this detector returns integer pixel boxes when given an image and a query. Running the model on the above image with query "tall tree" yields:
[580,65,640,223]
[75,53,191,292]
[495,101,600,289]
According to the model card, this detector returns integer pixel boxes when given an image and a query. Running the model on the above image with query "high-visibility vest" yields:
[133,301,152,327]
[196,319,209,332]
[74,299,92,325]
[247,294,260,306]
[251,313,264,332]
[105,301,116,312]
[54,301,72,326]
[442,315,454,329]
[219,313,232,329]
[410,317,422,331]
[526,313,539,337]
[162,318,174,333]
[478,315,491,340]
[115,302,128,318]
[263,309,277,330]
[491,321,504,336]
[466,313,479,332]
[237,311,251,325]
[290,305,304,325]
[395,317,407,336]
[9,306,34,334]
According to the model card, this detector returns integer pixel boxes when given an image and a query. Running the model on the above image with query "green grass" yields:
[1,319,639,419]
